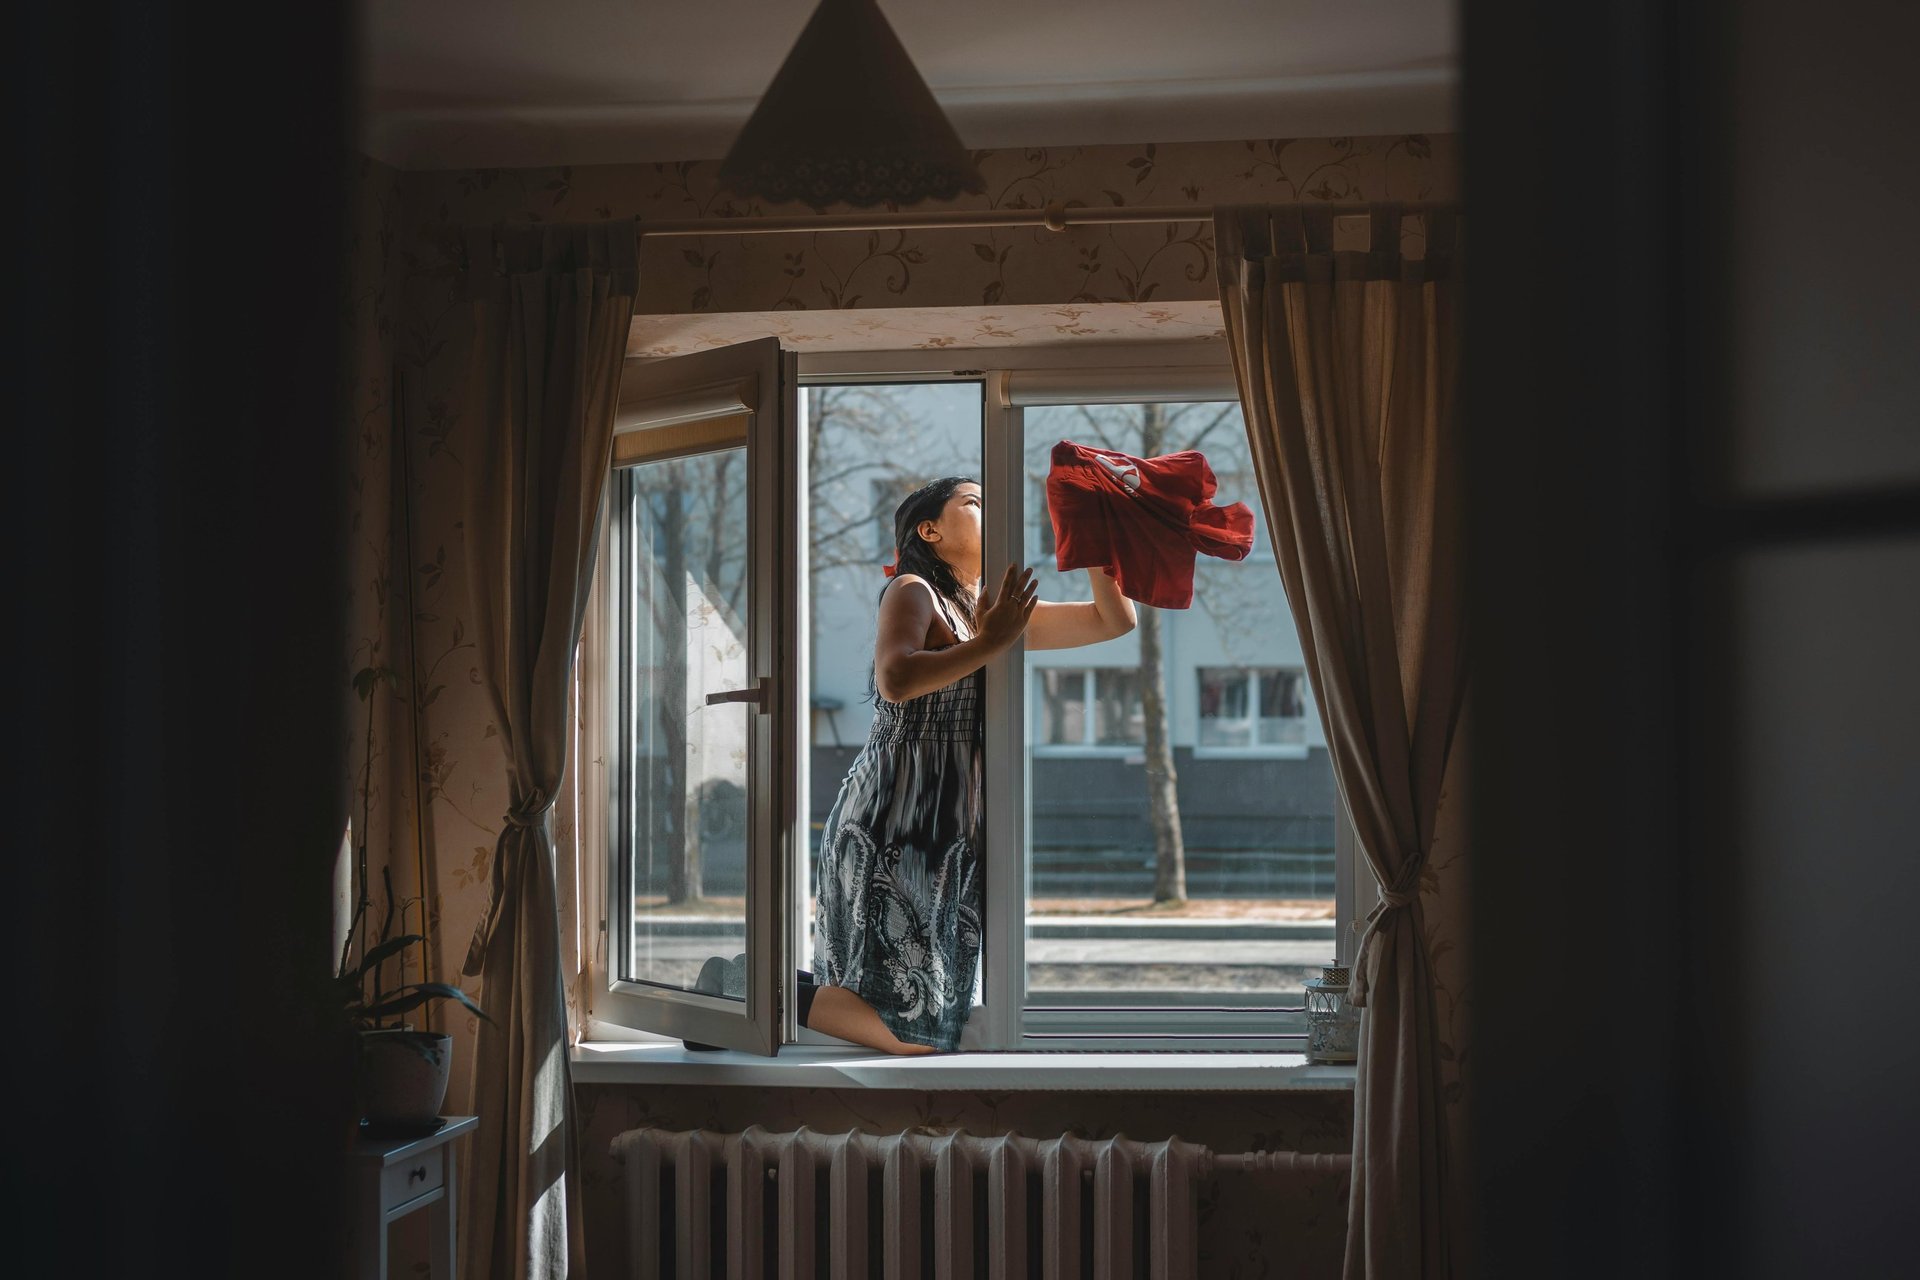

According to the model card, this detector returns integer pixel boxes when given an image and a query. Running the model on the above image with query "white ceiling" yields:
[360,0,1456,170]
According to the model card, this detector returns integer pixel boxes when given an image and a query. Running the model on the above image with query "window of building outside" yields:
[1197,666,1310,750]
[1035,668,1146,749]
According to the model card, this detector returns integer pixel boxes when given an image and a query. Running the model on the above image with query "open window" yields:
[585,341,1372,1055]
[583,337,799,1055]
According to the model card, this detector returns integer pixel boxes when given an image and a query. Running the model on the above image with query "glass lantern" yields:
[1304,962,1360,1064]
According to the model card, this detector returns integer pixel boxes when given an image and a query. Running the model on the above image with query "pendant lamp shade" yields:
[718,0,986,209]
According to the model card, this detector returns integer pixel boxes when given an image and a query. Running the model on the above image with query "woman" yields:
[805,477,1137,1053]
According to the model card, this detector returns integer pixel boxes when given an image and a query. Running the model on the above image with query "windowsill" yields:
[571,1041,1357,1092]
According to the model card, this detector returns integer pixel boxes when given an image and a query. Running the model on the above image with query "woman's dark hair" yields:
[866,475,979,700]
[883,476,979,621]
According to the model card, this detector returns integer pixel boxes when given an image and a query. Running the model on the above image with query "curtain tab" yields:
[1301,205,1336,255]
[1422,209,1461,281]
[1368,204,1405,278]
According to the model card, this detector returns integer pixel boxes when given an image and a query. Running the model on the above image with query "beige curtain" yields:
[458,223,638,1280]
[1215,204,1465,1279]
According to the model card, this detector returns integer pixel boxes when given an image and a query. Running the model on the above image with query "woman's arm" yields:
[873,568,1037,702]
[1025,567,1137,651]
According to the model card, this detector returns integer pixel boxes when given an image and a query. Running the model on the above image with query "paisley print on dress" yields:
[813,602,984,1051]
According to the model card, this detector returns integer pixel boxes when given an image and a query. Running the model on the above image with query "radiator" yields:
[611,1123,1350,1280]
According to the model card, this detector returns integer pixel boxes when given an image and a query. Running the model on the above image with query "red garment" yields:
[1044,440,1256,609]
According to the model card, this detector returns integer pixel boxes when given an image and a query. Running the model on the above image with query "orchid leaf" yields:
[357,982,492,1025]
[340,933,423,982]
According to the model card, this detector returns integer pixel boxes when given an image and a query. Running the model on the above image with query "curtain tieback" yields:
[1348,865,1423,1009]
[503,799,552,828]
[462,791,555,976]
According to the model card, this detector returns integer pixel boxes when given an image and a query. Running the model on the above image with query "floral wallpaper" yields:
[341,132,1464,1275]
[341,153,429,990]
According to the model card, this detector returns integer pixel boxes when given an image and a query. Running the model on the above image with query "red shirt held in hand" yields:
[1044,440,1257,609]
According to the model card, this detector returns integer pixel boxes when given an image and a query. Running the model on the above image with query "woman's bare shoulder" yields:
[880,574,937,607]
[879,575,959,645]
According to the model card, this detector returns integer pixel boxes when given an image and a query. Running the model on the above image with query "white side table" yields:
[352,1115,477,1280]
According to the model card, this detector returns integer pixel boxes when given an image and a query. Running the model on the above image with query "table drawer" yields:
[382,1149,445,1210]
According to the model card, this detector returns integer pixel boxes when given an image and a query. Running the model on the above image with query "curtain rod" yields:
[636,199,1458,239]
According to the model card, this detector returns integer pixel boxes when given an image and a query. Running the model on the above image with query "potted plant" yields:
[341,664,490,1132]
[337,882,489,1130]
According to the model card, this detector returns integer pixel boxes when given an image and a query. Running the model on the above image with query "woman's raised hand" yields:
[976,564,1038,651]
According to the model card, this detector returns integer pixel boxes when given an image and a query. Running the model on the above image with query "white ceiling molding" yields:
[362,66,1454,171]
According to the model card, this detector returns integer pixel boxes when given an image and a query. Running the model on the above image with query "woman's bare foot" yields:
[804,984,938,1055]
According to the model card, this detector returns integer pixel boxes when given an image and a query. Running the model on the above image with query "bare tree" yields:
[633,463,705,904]
[807,386,921,565]
[1135,404,1186,902]
[804,385,924,702]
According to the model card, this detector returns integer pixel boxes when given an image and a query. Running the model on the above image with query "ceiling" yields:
[360,0,1456,170]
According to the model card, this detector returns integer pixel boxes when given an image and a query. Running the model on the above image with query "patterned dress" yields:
[813,595,983,1050]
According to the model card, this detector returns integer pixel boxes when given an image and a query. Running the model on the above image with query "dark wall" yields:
[1691,3,1920,1276]
[1464,2,1920,1277]
[6,3,355,1274]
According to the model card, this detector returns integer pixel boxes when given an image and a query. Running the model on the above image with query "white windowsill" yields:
[571,1042,1357,1092]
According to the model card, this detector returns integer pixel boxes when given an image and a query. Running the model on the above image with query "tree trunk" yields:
[656,470,704,904]
[1135,402,1187,903]
[1139,603,1187,903]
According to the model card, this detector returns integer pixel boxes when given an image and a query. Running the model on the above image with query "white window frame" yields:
[580,337,800,1055]
[585,340,1371,1055]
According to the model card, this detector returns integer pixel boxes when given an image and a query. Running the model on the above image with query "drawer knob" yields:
[409,1165,428,1183]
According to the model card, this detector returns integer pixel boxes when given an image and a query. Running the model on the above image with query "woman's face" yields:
[917,482,983,577]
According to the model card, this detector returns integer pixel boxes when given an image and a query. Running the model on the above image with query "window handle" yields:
[704,677,772,714]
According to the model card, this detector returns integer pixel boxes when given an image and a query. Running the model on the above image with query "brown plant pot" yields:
[358,1029,452,1125]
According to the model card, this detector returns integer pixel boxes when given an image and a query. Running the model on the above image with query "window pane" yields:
[805,382,984,995]
[871,476,917,560]
[1033,478,1057,560]
[1197,667,1252,748]
[1023,401,1335,1022]
[1258,668,1308,745]
[1093,669,1145,745]
[621,449,751,995]
[1038,668,1089,746]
